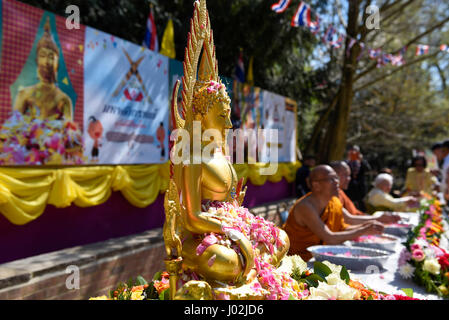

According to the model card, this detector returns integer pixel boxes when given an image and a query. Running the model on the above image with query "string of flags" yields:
[270,0,449,68]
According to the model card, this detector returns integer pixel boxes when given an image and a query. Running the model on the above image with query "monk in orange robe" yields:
[330,161,400,224]
[283,165,384,261]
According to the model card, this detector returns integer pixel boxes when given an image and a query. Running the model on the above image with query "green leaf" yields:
[340,266,350,284]
[153,271,163,281]
[136,275,148,286]
[288,293,297,300]
[304,274,325,288]
[159,288,170,300]
[367,295,374,300]
[401,288,414,298]
[313,261,332,280]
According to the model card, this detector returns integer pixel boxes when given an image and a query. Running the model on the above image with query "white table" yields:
[308,211,443,300]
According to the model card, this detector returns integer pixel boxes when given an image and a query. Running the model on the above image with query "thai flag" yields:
[391,53,405,66]
[323,25,337,44]
[271,0,291,13]
[377,53,392,67]
[144,6,158,51]
[308,15,320,34]
[291,2,309,27]
[368,48,381,60]
[346,38,357,57]
[415,44,429,56]
[234,51,245,83]
[440,44,449,53]
[331,35,344,49]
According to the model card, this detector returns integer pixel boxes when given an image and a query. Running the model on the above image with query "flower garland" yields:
[0,111,86,165]
[91,257,416,300]
[90,200,418,300]
[398,197,449,297]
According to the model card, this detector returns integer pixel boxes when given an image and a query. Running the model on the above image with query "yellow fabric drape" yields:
[0,161,300,225]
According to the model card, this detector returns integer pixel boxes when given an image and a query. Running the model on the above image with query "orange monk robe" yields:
[338,189,365,216]
[283,194,350,261]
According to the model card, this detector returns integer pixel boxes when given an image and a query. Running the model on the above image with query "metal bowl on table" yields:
[307,245,392,271]
[344,234,401,253]
[383,223,412,237]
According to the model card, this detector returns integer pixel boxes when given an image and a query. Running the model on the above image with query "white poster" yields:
[83,27,169,164]
[261,90,286,163]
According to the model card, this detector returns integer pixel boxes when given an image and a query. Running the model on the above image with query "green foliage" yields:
[401,288,414,298]
[158,288,170,300]
[313,261,332,280]
[303,274,326,288]
[339,265,350,284]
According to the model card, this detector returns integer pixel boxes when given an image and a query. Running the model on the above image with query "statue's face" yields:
[201,88,232,132]
[37,47,58,83]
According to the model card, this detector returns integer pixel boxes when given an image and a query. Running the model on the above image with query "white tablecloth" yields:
[308,211,443,300]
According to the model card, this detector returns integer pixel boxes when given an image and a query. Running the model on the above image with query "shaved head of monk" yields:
[307,165,340,198]
[330,161,351,190]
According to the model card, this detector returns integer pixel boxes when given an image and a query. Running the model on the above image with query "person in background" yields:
[345,145,371,211]
[295,154,316,197]
[430,142,444,180]
[330,161,400,223]
[365,173,418,213]
[404,155,438,196]
[284,165,384,261]
[439,140,449,201]
[379,168,393,175]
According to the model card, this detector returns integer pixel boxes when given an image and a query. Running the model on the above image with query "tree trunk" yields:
[317,0,361,163]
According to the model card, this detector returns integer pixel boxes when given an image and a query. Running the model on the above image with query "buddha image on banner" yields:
[0,2,85,165]
[83,27,169,164]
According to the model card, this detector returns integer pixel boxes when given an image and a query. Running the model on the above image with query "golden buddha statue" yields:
[163,0,290,300]
[13,17,73,120]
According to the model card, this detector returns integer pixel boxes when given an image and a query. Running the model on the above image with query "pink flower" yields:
[398,248,412,266]
[196,234,218,256]
[412,249,425,262]
[410,243,421,251]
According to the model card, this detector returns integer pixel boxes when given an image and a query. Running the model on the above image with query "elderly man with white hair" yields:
[365,173,418,212]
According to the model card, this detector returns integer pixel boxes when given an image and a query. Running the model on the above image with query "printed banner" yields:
[0,0,296,166]
[83,27,169,164]
[0,0,169,165]
[0,0,85,165]
[261,90,286,163]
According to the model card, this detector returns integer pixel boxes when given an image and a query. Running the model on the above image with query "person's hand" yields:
[406,197,418,207]
[362,221,384,235]
[377,212,401,224]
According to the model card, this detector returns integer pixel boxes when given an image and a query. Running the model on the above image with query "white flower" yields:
[326,273,345,286]
[414,239,429,249]
[424,247,436,259]
[335,282,359,300]
[277,255,307,275]
[398,263,415,279]
[423,258,441,275]
[440,236,449,252]
[224,229,243,241]
[307,281,358,300]
[308,282,339,300]
[322,260,342,274]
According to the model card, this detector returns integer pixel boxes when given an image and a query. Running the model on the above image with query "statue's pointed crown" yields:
[37,16,59,55]
[180,0,222,123]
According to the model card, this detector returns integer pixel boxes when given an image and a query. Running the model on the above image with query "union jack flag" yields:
[415,44,429,56]
[271,0,292,13]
